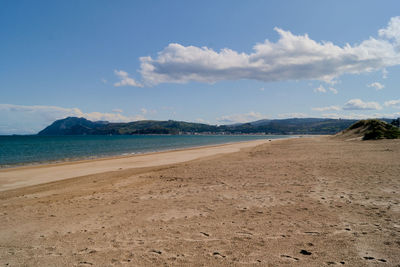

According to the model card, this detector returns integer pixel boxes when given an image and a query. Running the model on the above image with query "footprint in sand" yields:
[212,251,226,258]
[150,249,162,255]
[363,256,387,263]
[281,255,299,261]
[300,249,312,255]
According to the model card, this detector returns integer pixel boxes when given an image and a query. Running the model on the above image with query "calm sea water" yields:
[0,135,291,167]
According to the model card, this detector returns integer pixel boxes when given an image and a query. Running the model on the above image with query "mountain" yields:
[38,117,109,135]
[38,117,360,136]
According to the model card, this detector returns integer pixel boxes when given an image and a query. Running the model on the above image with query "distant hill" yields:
[38,117,109,135]
[38,117,360,135]
[223,118,355,134]
[38,117,219,135]
[336,119,400,140]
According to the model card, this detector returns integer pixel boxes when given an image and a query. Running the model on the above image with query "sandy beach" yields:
[0,139,270,192]
[1,136,399,266]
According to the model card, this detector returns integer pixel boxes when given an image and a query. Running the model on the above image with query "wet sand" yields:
[0,136,399,266]
[0,139,270,192]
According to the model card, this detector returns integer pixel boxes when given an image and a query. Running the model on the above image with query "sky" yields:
[1,0,400,134]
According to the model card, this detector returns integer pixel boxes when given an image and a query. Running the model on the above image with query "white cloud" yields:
[196,118,210,124]
[367,82,385,90]
[384,99,400,108]
[114,70,143,87]
[260,87,265,91]
[329,87,338,94]
[84,112,145,122]
[314,85,327,93]
[0,104,145,134]
[140,108,157,115]
[378,16,400,43]
[382,68,388,79]
[139,17,400,85]
[312,105,341,112]
[216,112,265,124]
[0,104,145,122]
[112,108,123,113]
[322,112,400,120]
[278,113,308,118]
[314,85,338,94]
[314,99,388,113]
[343,99,382,110]
[101,78,107,84]
[375,112,400,118]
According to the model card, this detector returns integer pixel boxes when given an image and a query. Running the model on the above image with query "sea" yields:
[0,135,291,168]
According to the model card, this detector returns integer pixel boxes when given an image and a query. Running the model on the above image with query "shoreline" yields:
[0,134,296,170]
[0,138,288,192]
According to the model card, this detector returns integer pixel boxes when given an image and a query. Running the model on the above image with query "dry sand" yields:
[0,136,399,266]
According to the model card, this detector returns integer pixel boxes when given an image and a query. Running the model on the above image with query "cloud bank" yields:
[313,99,382,112]
[216,112,265,124]
[321,112,400,120]
[278,113,308,119]
[139,17,400,85]
[343,99,382,110]
[312,105,341,112]
[0,104,145,134]
[385,99,400,108]
[313,98,400,119]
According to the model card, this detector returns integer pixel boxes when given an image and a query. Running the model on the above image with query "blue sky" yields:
[1,0,400,134]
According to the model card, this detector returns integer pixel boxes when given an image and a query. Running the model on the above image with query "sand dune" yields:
[0,136,399,266]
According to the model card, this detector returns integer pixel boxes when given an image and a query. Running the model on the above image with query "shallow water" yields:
[0,135,291,167]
